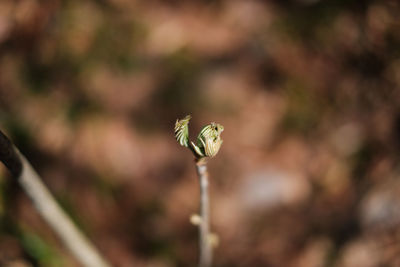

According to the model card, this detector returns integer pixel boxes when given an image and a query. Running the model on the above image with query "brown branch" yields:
[195,159,212,267]
[0,129,110,267]
[0,130,22,177]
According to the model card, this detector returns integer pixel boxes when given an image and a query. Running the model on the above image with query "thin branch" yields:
[0,130,22,177]
[195,159,212,267]
[175,115,223,267]
[0,130,110,267]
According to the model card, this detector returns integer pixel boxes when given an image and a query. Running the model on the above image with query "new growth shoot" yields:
[174,115,224,267]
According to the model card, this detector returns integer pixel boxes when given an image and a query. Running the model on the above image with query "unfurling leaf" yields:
[174,115,191,147]
[196,123,224,157]
[175,115,224,159]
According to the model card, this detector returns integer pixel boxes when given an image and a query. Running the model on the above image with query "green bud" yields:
[196,122,224,158]
[175,115,224,159]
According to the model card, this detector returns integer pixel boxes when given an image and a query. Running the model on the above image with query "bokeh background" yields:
[0,0,400,266]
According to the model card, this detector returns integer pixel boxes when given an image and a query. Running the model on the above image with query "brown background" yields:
[0,0,400,266]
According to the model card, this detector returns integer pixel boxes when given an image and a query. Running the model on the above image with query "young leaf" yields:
[196,122,224,157]
[174,115,191,147]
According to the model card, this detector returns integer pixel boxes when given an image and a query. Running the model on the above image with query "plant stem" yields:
[0,130,110,267]
[195,159,212,267]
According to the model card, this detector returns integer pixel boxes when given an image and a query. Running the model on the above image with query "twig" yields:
[195,159,212,267]
[175,115,224,267]
[0,130,110,267]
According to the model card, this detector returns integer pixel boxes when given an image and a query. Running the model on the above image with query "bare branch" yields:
[195,159,212,267]
[0,129,110,267]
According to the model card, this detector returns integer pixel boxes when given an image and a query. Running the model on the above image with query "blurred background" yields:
[0,0,400,266]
